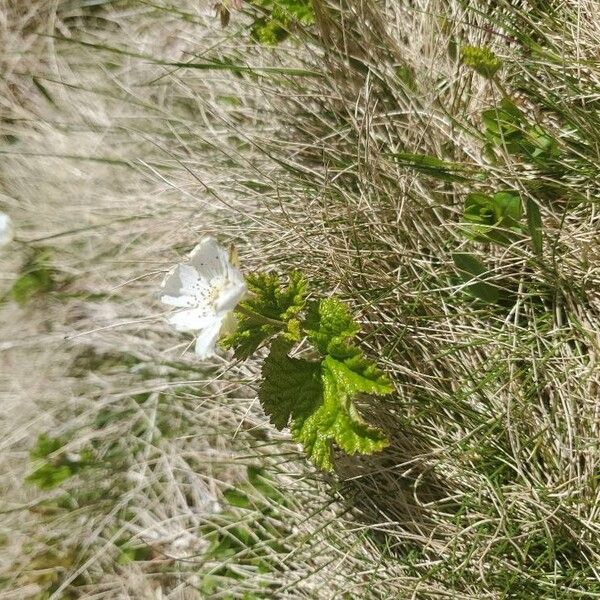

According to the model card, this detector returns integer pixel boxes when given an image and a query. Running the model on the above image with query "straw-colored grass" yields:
[1,0,599,598]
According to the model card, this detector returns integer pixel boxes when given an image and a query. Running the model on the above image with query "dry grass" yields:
[0,2,336,598]
[1,0,599,598]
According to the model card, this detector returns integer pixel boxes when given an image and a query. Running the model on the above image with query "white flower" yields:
[0,212,13,247]
[161,237,246,359]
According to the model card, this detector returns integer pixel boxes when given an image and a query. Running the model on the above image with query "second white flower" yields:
[0,212,13,248]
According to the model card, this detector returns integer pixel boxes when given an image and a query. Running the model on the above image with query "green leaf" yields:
[462,191,523,245]
[482,100,559,164]
[259,297,392,470]
[492,192,523,223]
[393,152,470,183]
[251,17,289,45]
[223,311,280,359]
[291,356,391,471]
[453,252,488,278]
[259,338,322,429]
[249,0,315,46]
[528,128,559,160]
[254,292,392,470]
[482,99,523,135]
[482,100,527,158]
[305,297,359,358]
[30,434,67,460]
[304,298,392,390]
[10,249,57,306]
[452,252,503,305]
[223,488,252,509]
[270,0,314,23]
[26,464,73,490]
[222,271,308,358]
[526,198,543,255]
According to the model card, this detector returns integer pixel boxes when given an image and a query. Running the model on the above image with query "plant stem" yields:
[236,304,285,327]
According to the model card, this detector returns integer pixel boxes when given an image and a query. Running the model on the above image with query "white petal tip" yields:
[193,320,222,359]
[194,349,217,360]
[0,212,14,248]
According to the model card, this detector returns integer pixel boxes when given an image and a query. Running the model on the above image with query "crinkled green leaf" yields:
[291,356,391,471]
[251,17,289,45]
[305,297,359,358]
[252,292,392,470]
[259,338,322,429]
[222,312,281,360]
[258,344,392,471]
[246,271,308,320]
[222,271,307,358]
[340,351,393,389]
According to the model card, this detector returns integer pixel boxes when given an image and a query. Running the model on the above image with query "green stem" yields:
[492,75,511,100]
[236,304,285,327]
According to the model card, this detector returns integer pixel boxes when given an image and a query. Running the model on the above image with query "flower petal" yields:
[214,280,247,313]
[177,264,207,295]
[188,237,229,281]
[161,265,186,297]
[167,307,214,332]
[194,318,223,359]
[227,262,245,287]
[161,293,196,308]
[161,263,212,305]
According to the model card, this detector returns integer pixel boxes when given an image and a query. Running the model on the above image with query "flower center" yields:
[192,276,227,312]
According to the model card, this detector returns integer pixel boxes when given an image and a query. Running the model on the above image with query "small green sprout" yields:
[461,191,524,245]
